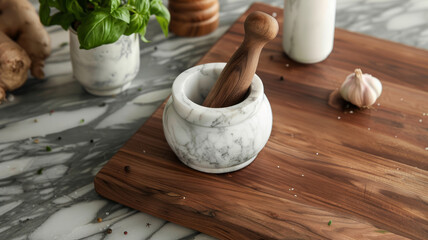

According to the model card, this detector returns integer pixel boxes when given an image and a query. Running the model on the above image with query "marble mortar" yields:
[163,63,273,173]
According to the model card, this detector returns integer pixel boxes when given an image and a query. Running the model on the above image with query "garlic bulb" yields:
[340,68,382,108]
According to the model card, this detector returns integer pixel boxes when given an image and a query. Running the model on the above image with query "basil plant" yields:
[39,0,170,49]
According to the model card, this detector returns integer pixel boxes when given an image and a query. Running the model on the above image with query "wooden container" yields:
[169,0,219,37]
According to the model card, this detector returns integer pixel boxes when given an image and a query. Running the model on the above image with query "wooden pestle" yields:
[202,11,279,108]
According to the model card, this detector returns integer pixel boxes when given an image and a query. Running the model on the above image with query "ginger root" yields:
[0,0,51,102]
[0,32,31,101]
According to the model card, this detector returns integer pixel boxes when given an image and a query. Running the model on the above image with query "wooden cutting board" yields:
[95,3,428,239]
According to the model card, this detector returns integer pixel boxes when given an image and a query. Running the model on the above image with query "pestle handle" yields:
[202,11,278,108]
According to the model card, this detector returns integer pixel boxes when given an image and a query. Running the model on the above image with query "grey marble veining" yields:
[1,0,428,239]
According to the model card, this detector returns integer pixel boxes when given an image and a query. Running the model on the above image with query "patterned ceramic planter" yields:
[163,63,273,173]
[69,29,140,96]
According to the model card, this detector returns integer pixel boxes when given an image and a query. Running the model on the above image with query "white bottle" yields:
[282,0,336,64]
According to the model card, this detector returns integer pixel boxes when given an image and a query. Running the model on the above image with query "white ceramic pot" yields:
[163,63,273,174]
[69,29,140,96]
[282,0,336,64]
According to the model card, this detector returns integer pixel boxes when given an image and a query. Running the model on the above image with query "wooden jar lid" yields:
[169,0,217,11]
[170,0,219,23]
[169,0,219,37]
[170,11,219,37]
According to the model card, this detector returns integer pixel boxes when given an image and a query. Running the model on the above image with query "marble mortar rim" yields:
[171,62,264,127]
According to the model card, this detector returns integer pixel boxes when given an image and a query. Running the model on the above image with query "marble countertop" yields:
[1,0,427,239]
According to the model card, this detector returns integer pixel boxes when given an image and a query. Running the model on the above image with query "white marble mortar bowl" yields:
[162,62,273,173]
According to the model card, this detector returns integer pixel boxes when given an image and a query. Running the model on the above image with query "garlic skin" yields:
[340,69,382,108]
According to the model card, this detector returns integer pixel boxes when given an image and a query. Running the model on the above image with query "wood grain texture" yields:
[202,11,278,108]
[169,0,219,37]
[170,1,219,22]
[169,0,217,11]
[95,3,428,240]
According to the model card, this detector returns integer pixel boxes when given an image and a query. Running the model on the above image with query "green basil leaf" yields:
[123,4,136,13]
[48,0,67,11]
[150,0,170,37]
[155,15,169,37]
[77,9,127,49]
[47,0,58,8]
[88,0,102,9]
[138,24,149,43]
[39,0,51,25]
[111,6,130,23]
[66,0,86,20]
[109,0,120,12]
[50,12,75,30]
[124,12,142,35]
[88,0,102,5]
[140,35,149,43]
[135,0,149,13]
[123,12,149,36]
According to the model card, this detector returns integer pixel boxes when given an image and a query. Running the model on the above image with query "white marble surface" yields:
[0,0,427,239]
